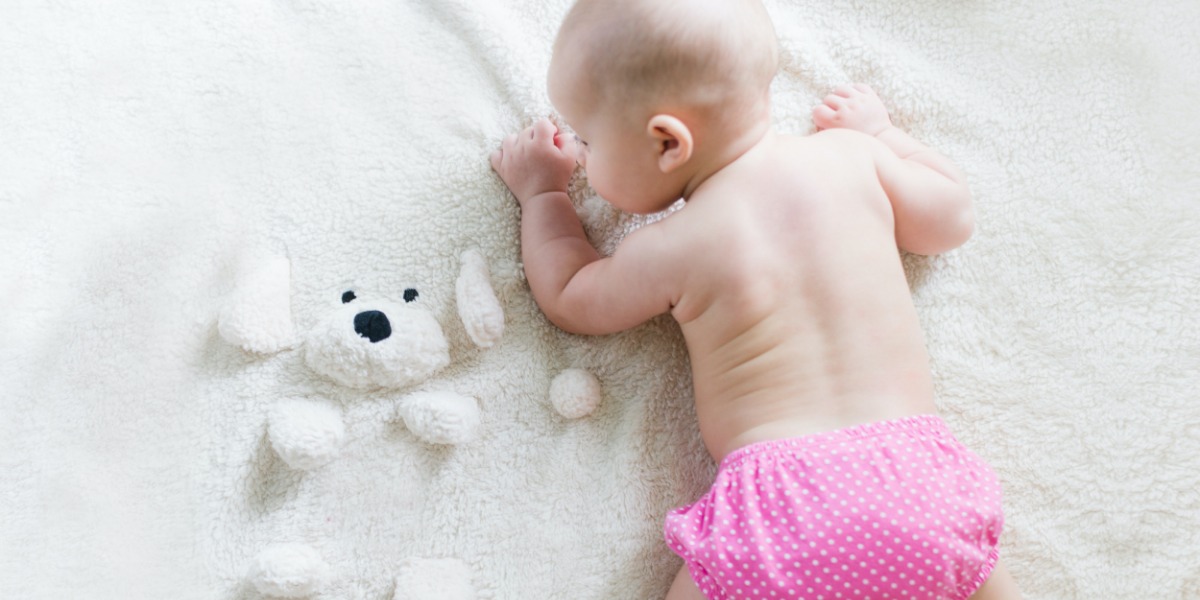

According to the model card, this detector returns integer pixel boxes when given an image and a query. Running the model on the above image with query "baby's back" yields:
[667,130,939,461]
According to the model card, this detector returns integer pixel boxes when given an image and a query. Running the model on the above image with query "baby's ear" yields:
[218,251,297,354]
[647,114,694,173]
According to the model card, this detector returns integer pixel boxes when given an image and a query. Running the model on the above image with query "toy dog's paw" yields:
[248,543,330,598]
[393,558,475,600]
[398,391,481,445]
[549,369,602,419]
[219,252,296,354]
[268,399,345,471]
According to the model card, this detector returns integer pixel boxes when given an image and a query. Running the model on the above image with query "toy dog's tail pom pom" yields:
[550,369,602,419]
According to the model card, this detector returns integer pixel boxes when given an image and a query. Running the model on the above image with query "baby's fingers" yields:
[489,148,502,171]
[822,93,847,110]
[833,84,857,98]
[812,104,838,129]
[531,118,557,144]
[502,132,519,152]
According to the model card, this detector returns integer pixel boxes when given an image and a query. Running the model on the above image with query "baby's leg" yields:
[664,565,706,600]
[969,559,1022,600]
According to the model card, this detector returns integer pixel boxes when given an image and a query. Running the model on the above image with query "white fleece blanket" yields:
[2,1,1197,598]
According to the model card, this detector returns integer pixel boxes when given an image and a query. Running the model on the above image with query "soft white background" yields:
[1,1,1197,598]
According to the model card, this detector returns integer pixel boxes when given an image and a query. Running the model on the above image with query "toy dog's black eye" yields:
[342,291,357,304]
[403,288,419,303]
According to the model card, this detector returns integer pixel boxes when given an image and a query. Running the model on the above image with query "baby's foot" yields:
[812,84,893,136]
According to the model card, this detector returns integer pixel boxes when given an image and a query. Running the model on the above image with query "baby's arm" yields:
[490,119,678,335]
[813,84,973,255]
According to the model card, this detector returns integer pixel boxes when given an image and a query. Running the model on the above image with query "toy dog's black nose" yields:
[353,310,391,343]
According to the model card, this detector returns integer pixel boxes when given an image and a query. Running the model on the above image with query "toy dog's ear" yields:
[219,252,297,354]
[455,249,504,348]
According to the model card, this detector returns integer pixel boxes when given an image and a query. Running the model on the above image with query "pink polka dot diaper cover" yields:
[664,415,1003,600]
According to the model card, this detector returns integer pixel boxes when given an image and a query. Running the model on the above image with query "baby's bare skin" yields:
[663,128,943,461]
[492,84,972,461]
[492,79,1017,599]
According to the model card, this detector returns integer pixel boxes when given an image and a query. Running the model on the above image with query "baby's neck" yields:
[682,117,773,200]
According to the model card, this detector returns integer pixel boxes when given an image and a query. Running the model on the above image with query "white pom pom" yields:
[268,400,345,470]
[394,558,475,600]
[399,392,481,445]
[248,543,330,598]
[219,253,296,354]
[456,249,505,349]
[550,369,601,419]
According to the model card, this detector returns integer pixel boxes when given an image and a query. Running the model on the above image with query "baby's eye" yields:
[574,135,588,148]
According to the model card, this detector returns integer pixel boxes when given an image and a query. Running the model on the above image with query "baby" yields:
[490,0,1019,598]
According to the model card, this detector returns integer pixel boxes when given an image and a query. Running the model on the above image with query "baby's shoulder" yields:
[784,128,880,153]
[761,130,883,185]
[773,131,888,184]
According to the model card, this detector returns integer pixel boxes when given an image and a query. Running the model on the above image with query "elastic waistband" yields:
[718,414,951,472]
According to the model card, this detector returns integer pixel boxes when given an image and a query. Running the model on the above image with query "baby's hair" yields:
[555,0,780,126]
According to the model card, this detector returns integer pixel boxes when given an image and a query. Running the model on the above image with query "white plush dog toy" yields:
[217,247,597,598]
[218,248,504,599]
[219,248,504,468]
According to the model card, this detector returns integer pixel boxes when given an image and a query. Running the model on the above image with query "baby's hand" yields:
[812,84,893,137]
[490,118,578,204]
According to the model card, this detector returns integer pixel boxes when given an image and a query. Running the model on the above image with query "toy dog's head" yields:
[304,287,450,389]
[219,248,504,390]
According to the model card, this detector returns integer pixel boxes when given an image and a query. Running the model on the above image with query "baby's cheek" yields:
[591,162,615,193]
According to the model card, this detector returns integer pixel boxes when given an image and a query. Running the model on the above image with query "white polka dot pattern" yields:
[664,415,1003,600]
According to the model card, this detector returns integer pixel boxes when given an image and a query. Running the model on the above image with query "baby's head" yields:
[549,0,779,213]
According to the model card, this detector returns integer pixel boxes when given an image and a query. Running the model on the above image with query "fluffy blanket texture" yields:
[1,1,1197,598]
